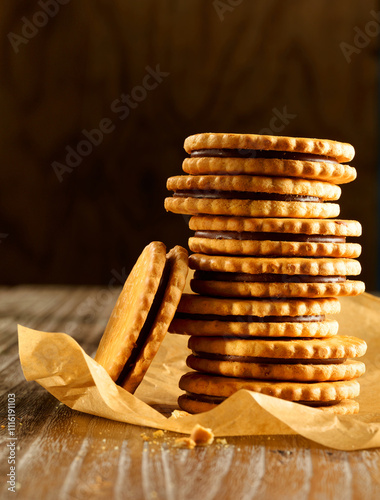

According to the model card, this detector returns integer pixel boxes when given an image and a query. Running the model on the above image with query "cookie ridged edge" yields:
[167,175,341,200]
[190,279,365,299]
[189,216,362,236]
[122,245,189,392]
[182,157,357,184]
[169,318,339,337]
[164,197,340,219]
[189,237,362,258]
[188,335,367,359]
[177,294,341,317]
[179,372,361,401]
[184,133,355,162]
[189,254,361,276]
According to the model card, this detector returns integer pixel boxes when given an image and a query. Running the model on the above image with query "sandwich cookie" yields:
[95,242,188,393]
[170,293,340,338]
[189,216,362,258]
[189,255,365,298]
[183,133,356,185]
[165,175,340,219]
[186,335,367,382]
[178,372,361,414]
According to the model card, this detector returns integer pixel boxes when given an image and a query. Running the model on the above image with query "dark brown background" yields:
[0,0,378,288]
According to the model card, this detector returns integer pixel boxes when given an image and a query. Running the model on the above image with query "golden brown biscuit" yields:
[178,372,360,413]
[188,237,361,259]
[177,293,341,317]
[182,157,356,184]
[169,317,339,338]
[189,254,361,275]
[184,133,355,162]
[164,197,340,219]
[186,355,365,382]
[190,279,365,298]
[167,175,341,200]
[95,243,188,393]
[188,335,367,360]
[189,216,362,236]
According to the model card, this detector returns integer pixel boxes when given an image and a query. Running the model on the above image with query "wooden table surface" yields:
[1,285,379,500]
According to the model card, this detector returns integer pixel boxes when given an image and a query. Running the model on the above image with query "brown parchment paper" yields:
[18,293,380,450]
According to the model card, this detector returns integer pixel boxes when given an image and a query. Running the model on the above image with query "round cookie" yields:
[189,255,363,298]
[178,372,360,413]
[188,335,367,361]
[167,175,341,200]
[189,255,361,275]
[184,133,355,162]
[164,197,340,219]
[172,294,340,339]
[95,243,188,393]
[188,216,362,258]
[169,316,339,338]
[186,355,366,382]
[189,216,362,236]
[177,293,341,317]
[182,157,356,184]
[177,394,359,415]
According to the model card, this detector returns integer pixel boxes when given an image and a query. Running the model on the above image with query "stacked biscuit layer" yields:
[165,133,366,415]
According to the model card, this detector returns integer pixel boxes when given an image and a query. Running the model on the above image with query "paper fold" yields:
[18,293,380,450]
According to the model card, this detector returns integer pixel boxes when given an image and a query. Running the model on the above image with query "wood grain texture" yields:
[0,286,380,499]
[0,0,377,288]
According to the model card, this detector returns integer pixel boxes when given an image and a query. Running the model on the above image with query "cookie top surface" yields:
[167,175,341,201]
[179,372,360,402]
[184,133,355,163]
[189,254,361,276]
[182,157,357,184]
[177,293,341,316]
[189,216,362,236]
[95,243,188,392]
[188,335,367,360]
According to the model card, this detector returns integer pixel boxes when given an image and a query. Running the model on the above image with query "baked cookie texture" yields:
[95,242,188,393]
[165,133,365,414]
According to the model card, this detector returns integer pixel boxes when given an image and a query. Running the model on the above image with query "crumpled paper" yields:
[18,293,380,450]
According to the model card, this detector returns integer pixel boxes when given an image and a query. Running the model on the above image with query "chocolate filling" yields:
[192,352,346,365]
[193,271,347,284]
[174,190,321,202]
[194,230,346,243]
[185,391,340,407]
[190,149,338,164]
[115,259,171,387]
[174,312,325,323]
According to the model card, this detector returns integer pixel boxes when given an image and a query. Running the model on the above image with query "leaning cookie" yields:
[178,372,361,414]
[188,216,362,258]
[95,242,188,393]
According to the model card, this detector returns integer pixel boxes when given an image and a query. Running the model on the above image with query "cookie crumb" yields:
[153,430,164,438]
[140,433,150,442]
[171,409,188,419]
[216,438,228,445]
[190,424,214,446]
[174,437,196,449]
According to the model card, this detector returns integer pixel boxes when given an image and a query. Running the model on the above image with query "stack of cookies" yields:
[165,133,367,415]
